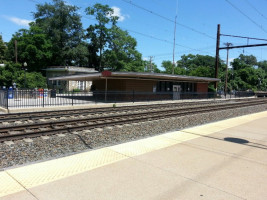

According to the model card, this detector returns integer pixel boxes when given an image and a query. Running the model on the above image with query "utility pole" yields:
[149,56,154,72]
[214,24,220,90]
[14,40,18,63]
[172,0,178,75]
[172,15,177,74]
[224,42,232,98]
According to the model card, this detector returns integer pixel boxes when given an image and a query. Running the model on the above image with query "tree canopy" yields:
[0,1,266,91]
[34,0,83,66]
[5,24,52,72]
[0,62,46,88]
[0,35,7,63]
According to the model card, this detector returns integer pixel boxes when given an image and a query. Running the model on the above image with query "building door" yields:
[173,85,181,100]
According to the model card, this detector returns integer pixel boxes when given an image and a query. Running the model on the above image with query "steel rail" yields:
[0,100,228,122]
[0,100,266,142]
[0,99,263,132]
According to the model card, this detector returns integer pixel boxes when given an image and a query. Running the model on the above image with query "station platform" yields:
[1,111,267,200]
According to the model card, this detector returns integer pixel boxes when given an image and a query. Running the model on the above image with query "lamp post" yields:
[22,62,27,89]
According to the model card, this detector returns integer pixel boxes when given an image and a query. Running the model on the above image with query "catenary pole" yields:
[214,24,220,90]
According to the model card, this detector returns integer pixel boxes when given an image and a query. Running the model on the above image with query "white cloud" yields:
[3,16,32,27]
[110,6,128,22]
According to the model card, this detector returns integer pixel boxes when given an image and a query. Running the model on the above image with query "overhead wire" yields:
[221,34,267,42]
[119,0,216,40]
[244,0,267,21]
[125,28,213,55]
[26,0,242,60]
[224,0,267,34]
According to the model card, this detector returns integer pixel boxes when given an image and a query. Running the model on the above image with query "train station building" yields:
[50,71,220,92]
[50,71,220,100]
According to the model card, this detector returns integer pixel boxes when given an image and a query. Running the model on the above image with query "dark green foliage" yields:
[257,60,267,73]
[85,3,118,71]
[85,4,146,72]
[221,54,266,91]
[162,53,266,92]
[0,62,46,88]
[34,0,83,66]
[5,24,52,72]
[0,35,7,63]
[177,54,216,77]
[161,60,185,75]
[104,26,144,72]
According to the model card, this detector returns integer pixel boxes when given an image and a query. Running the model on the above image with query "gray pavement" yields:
[1,111,267,200]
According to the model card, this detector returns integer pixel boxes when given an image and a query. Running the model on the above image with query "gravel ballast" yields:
[0,104,266,169]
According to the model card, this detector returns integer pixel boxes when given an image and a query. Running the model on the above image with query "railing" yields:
[0,89,256,109]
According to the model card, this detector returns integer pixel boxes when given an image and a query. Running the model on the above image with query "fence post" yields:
[42,89,45,107]
[72,89,74,106]
[6,90,8,109]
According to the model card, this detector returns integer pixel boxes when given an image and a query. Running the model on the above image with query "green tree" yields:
[239,54,257,65]
[5,24,52,72]
[85,3,118,71]
[0,62,21,87]
[161,60,186,75]
[34,0,83,66]
[230,54,267,91]
[104,26,144,72]
[24,72,47,88]
[0,35,7,63]
[0,62,46,88]
[176,54,216,77]
[143,60,160,73]
[257,60,267,73]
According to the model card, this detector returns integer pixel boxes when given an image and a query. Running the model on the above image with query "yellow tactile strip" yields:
[6,148,127,190]
[0,171,25,197]
[1,111,266,198]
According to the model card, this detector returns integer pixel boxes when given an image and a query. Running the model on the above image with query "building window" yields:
[157,81,174,92]
[78,81,85,90]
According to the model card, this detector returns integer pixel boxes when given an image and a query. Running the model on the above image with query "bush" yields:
[73,88,81,92]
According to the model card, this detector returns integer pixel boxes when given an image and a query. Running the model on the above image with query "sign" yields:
[102,70,112,77]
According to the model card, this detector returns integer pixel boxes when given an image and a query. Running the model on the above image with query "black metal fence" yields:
[0,89,256,109]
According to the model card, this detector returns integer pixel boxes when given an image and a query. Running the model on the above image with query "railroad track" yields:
[0,99,266,142]
[0,100,232,124]
[0,98,257,123]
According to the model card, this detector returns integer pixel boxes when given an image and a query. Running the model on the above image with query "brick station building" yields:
[50,71,220,101]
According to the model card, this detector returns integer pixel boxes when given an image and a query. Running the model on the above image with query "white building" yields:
[45,66,98,92]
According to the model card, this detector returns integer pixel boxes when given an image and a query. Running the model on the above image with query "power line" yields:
[126,28,213,54]
[219,43,267,50]
[221,34,267,42]
[224,0,267,34]
[28,0,40,4]
[26,0,214,57]
[120,0,215,40]
[244,0,267,21]
[144,45,215,57]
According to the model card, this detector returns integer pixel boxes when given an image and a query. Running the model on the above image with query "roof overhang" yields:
[49,71,221,83]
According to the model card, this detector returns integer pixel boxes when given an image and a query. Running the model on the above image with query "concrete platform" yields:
[1,111,267,200]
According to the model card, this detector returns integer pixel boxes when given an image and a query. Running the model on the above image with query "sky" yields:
[1,0,267,69]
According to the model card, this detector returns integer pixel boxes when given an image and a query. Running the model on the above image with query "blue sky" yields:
[1,0,267,69]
